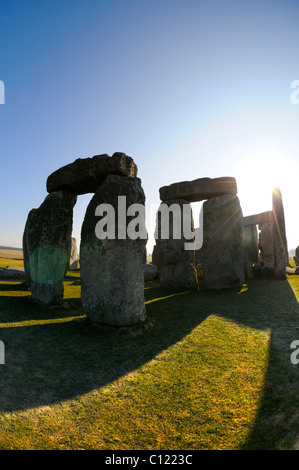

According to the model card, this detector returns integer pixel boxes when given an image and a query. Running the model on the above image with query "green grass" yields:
[0,252,298,450]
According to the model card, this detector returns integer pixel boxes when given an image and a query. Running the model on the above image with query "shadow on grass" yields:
[0,280,211,414]
[202,278,299,449]
[0,281,29,292]
[0,278,298,449]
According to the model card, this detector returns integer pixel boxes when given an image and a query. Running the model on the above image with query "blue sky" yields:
[0,0,298,253]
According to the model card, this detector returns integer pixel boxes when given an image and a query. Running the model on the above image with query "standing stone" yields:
[80,174,147,326]
[293,256,299,266]
[272,187,288,279]
[154,199,198,289]
[69,237,79,270]
[143,246,147,264]
[243,225,259,263]
[152,245,157,267]
[202,194,244,289]
[243,224,259,280]
[258,216,275,278]
[23,191,77,303]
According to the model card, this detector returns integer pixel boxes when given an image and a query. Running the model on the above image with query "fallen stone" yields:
[286,266,296,275]
[158,261,198,289]
[159,177,237,203]
[202,194,244,289]
[80,174,147,326]
[23,190,77,304]
[143,264,157,281]
[47,152,137,195]
[0,265,25,279]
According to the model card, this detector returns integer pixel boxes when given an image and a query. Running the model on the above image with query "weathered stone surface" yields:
[295,246,299,259]
[159,177,237,203]
[80,174,147,326]
[143,264,157,281]
[69,237,79,270]
[154,199,198,289]
[23,191,77,304]
[258,214,274,278]
[272,187,288,279]
[47,152,138,195]
[293,255,299,267]
[295,266,299,275]
[202,194,244,289]
[195,263,204,289]
[194,247,203,267]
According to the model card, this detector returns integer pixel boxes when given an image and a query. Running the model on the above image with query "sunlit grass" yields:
[0,297,270,450]
[0,249,298,450]
[0,258,24,269]
[0,315,86,329]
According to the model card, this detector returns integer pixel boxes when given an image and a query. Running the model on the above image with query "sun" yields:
[234,148,290,218]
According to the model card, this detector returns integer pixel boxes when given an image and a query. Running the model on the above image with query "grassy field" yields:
[0,250,298,450]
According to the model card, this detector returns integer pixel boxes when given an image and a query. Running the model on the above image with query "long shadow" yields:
[0,281,29,292]
[0,277,298,449]
[241,280,299,449]
[0,280,211,413]
[206,278,299,449]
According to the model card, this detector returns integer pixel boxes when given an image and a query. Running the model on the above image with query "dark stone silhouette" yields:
[23,190,77,304]
[47,152,137,195]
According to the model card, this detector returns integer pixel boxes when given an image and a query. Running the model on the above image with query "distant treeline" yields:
[0,246,22,251]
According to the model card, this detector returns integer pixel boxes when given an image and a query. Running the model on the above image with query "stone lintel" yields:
[47,152,138,195]
[243,211,273,227]
[159,177,237,203]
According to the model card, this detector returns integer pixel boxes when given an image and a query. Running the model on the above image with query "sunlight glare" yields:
[235,149,289,218]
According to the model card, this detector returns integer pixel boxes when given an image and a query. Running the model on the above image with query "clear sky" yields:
[0,0,298,254]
